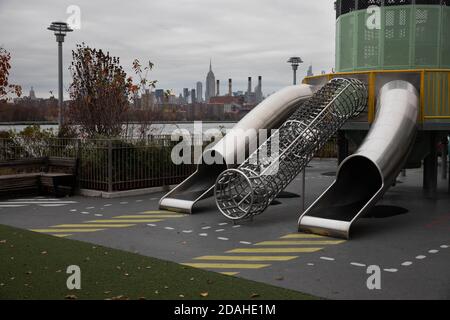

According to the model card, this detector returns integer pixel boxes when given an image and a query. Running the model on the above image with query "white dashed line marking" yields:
[70,209,77,212]
[94,214,103,217]
[232,225,241,228]
[81,212,90,215]
[307,263,315,266]
[416,255,426,260]
[182,230,193,234]
[218,237,229,241]
[320,257,335,261]
[199,233,208,237]
[150,198,159,201]
[201,226,211,230]
[104,204,112,207]
[401,261,413,267]
[350,262,366,267]
[440,245,449,249]
[218,223,228,226]
[428,249,439,254]
[86,207,95,209]
[215,229,225,232]
[147,224,157,227]
[383,268,398,273]
[120,202,128,205]
[136,200,143,202]
[164,227,175,231]
[239,241,252,245]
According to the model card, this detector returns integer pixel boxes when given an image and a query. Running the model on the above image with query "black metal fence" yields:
[0,135,337,192]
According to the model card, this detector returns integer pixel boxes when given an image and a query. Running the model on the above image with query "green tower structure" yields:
[304,0,450,195]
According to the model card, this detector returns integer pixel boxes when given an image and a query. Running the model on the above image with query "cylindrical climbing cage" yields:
[214,78,368,220]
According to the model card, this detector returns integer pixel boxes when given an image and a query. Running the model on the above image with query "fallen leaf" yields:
[111,295,128,300]
[200,292,209,297]
[25,271,32,275]
[179,294,185,298]
[190,277,195,281]
[56,270,62,273]
[0,240,6,244]
[65,295,78,300]
[164,286,169,289]
[145,266,151,269]
[250,293,260,299]
[104,291,111,294]
[154,290,159,294]
[41,251,47,255]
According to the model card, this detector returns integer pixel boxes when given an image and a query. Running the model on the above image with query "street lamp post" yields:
[287,56,303,85]
[48,22,73,126]
[287,56,306,212]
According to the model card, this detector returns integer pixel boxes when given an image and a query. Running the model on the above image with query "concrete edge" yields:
[78,185,176,199]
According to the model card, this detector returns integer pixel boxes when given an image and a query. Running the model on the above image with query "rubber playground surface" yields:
[0,159,449,299]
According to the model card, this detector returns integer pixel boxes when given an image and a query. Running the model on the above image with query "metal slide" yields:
[159,85,315,213]
[215,78,368,220]
[298,80,419,239]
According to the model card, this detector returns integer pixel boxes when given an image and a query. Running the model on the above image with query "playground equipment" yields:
[299,80,419,238]
[159,85,315,213]
[214,78,367,220]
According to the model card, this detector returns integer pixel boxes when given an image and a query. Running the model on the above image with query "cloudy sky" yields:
[0,0,336,99]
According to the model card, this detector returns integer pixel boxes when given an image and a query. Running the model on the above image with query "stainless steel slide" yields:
[214,78,368,220]
[159,84,315,213]
[298,80,419,239]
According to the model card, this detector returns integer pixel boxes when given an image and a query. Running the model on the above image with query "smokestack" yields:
[258,76,262,88]
[247,77,252,94]
[216,79,220,96]
[228,79,232,96]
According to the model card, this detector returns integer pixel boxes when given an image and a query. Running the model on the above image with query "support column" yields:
[423,132,438,198]
[441,136,448,181]
[337,130,349,165]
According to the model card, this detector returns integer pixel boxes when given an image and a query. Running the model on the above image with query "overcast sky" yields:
[0,0,336,99]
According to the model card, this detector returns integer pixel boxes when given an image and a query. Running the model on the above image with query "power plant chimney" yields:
[258,76,262,88]
[216,79,220,96]
[228,78,232,96]
[247,77,252,94]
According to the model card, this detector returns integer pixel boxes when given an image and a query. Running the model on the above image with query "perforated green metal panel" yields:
[336,4,450,71]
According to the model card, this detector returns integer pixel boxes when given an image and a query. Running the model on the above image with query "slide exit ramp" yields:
[298,80,419,239]
[214,78,368,221]
[159,85,316,213]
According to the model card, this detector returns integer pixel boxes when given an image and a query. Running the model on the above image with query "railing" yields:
[303,69,450,123]
[0,135,338,193]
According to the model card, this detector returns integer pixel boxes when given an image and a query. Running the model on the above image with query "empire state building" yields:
[205,60,216,103]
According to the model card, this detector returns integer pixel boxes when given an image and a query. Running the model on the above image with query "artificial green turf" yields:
[0,224,317,300]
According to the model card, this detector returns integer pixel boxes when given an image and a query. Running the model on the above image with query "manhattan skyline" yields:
[0,0,335,99]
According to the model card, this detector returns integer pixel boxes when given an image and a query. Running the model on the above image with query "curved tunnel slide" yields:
[159,84,316,213]
[298,80,419,239]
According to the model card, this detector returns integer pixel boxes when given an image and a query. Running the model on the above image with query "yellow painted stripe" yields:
[141,210,176,214]
[227,248,323,254]
[220,272,239,276]
[51,234,72,238]
[194,256,298,262]
[281,234,328,239]
[182,263,269,269]
[256,240,345,246]
[86,219,162,223]
[31,229,105,233]
[51,224,135,228]
[113,215,184,219]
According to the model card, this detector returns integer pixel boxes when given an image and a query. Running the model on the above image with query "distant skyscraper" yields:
[205,60,216,103]
[191,89,196,104]
[196,82,203,102]
[307,65,313,77]
[183,88,190,103]
[29,87,37,100]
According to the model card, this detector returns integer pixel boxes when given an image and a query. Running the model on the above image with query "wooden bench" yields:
[0,157,78,197]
